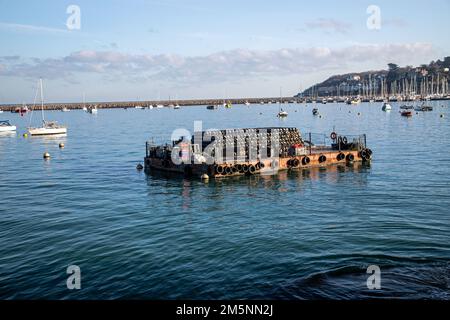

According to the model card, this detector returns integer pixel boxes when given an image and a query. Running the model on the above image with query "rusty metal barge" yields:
[144,127,372,179]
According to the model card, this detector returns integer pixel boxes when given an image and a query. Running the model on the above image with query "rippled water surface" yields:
[1,101,449,299]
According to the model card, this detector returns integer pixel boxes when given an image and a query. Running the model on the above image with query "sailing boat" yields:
[82,93,88,111]
[173,94,180,109]
[28,79,67,136]
[277,87,288,117]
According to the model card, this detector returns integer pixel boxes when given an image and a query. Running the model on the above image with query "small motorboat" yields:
[206,105,218,110]
[277,109,288,118]
[312,108,319,116]
[415,104,433,112]
[382,103,392,111]
[61,107,70,112]
[147,105,154,109]
[400,110,413,117]
[87,106,98,114]
[0,120,16,132]
[173,104,181,109]
[156,104,164,109]
[135,105,144,109]
[244,101,250,106]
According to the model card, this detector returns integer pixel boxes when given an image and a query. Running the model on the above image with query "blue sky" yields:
[0,0,449,103]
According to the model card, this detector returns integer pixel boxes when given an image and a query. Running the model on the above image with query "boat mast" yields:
[40,78,45,123]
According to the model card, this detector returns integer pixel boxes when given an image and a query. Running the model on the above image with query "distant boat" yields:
[28,79,67,136]
[415,104,433,112]
[206,105,218,110]
[61,107,70,112]
[0,120,16,132]
[277,87,287,117]
[0,110,3,113]
[244,101,250,106]
[82,93,87,111]
[382,103,392,111]
[135,105,144,109]
[14,104,28,114]
[322,99,327,104]
[174,104,181,109]
[400,105,414,110]
[156,104,164,109]
[277,110,288,117]
[400,110,413,117]
[87,105,98,114]
[312,108,319,116]
[147,104,154,109]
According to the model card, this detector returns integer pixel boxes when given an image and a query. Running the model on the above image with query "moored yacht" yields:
[28,79,68,136]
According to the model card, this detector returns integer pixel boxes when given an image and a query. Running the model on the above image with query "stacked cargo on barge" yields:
[144,127,372,178]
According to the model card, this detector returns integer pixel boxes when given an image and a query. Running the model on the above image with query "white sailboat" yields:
[277,87,288,117]
[82,93,87,111]
[28,79,67,136]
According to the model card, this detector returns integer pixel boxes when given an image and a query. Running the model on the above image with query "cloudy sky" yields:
[0,0,449,103]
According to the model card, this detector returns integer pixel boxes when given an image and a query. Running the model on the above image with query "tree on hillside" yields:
[387,63,400,83]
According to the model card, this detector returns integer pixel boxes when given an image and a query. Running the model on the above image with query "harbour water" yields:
[0,101,449,299]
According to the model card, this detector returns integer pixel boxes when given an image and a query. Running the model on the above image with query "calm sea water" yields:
[1,101,449,299]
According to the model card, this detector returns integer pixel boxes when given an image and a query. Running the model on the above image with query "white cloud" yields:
[0,43,438,85]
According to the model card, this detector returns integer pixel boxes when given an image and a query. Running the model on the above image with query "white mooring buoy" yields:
[43,152,51,159]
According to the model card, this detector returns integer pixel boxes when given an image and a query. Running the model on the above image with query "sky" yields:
[0,0,449,103]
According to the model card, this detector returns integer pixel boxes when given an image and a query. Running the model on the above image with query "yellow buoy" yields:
[59,143,65,148]
[23,133,28,138]
[201,174,209,181]
[43,152,51,159]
